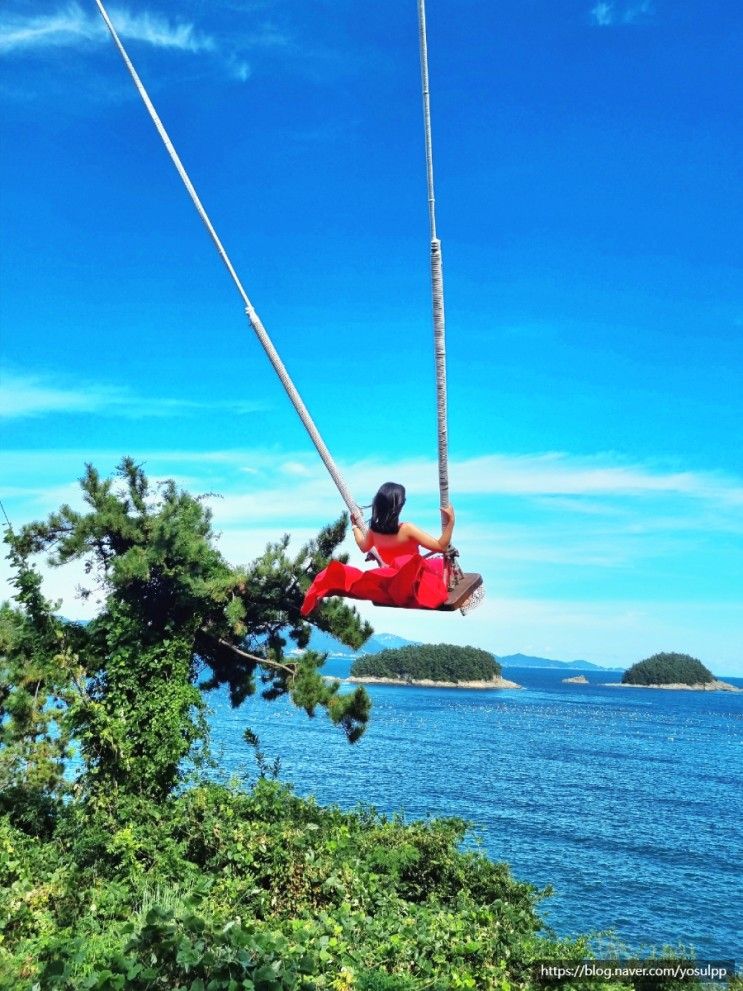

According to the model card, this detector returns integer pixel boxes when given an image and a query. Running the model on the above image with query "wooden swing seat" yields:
[373,571,483,612]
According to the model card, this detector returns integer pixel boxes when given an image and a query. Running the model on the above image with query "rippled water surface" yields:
[208,665,743,957]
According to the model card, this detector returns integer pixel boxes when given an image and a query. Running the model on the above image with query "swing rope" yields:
[93,0,368,536]
[416,3,482,611]
[417,0,450,515]
[417,0,478,605]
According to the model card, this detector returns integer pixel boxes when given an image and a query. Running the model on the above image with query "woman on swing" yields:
[301,482,455,615]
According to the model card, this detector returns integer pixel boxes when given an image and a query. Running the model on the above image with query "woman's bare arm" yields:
[352,524,374,553]
[401,505,455,552]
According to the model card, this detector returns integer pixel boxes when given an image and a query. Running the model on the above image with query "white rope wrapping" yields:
[430,238,449,509]
[417,0,450,517]
[93,0,367,537]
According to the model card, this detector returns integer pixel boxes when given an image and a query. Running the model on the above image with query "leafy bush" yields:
[351,644,501,683]
[622,653,714,686]
[0,780,576,990]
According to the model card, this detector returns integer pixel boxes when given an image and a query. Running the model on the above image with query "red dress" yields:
[301,536,448,615]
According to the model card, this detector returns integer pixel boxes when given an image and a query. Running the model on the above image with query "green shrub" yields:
[0,780,574,991]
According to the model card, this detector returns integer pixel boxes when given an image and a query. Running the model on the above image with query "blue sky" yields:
[1,1,741,673]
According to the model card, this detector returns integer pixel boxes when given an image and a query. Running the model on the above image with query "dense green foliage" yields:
[0,778,582,990]
[622,653,714,686]
[351,644,501,683]
[1,459,371,809]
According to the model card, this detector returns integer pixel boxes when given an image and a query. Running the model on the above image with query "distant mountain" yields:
[291,636,623,672]
[361,633,421,655]
[499,653,624,672]
[290,630,419,659]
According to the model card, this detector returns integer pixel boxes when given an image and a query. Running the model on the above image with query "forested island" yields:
[617,652,740,691]
[349,643,522,689]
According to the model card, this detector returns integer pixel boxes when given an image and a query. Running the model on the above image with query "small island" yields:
[348,643,522,689]
[610,652,740,691]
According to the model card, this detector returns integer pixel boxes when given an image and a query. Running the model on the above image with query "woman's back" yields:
[370,526,420,565]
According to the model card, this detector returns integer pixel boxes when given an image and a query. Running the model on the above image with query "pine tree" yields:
[1,459,372,805]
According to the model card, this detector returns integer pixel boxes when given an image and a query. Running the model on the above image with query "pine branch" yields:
[199,631,298,679]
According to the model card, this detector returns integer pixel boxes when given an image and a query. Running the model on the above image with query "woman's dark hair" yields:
[370,482,406,535]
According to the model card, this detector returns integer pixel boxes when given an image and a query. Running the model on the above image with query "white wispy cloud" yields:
[590,0,654,27]
[590,2,615,26]
[4,444,740,511]
[105,6,215,52]
[0,4,96,51]
[0,3,214,55]
[0,371,265,419]
[0,4,298,82]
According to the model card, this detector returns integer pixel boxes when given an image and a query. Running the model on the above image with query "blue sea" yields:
[208,664,743,959]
